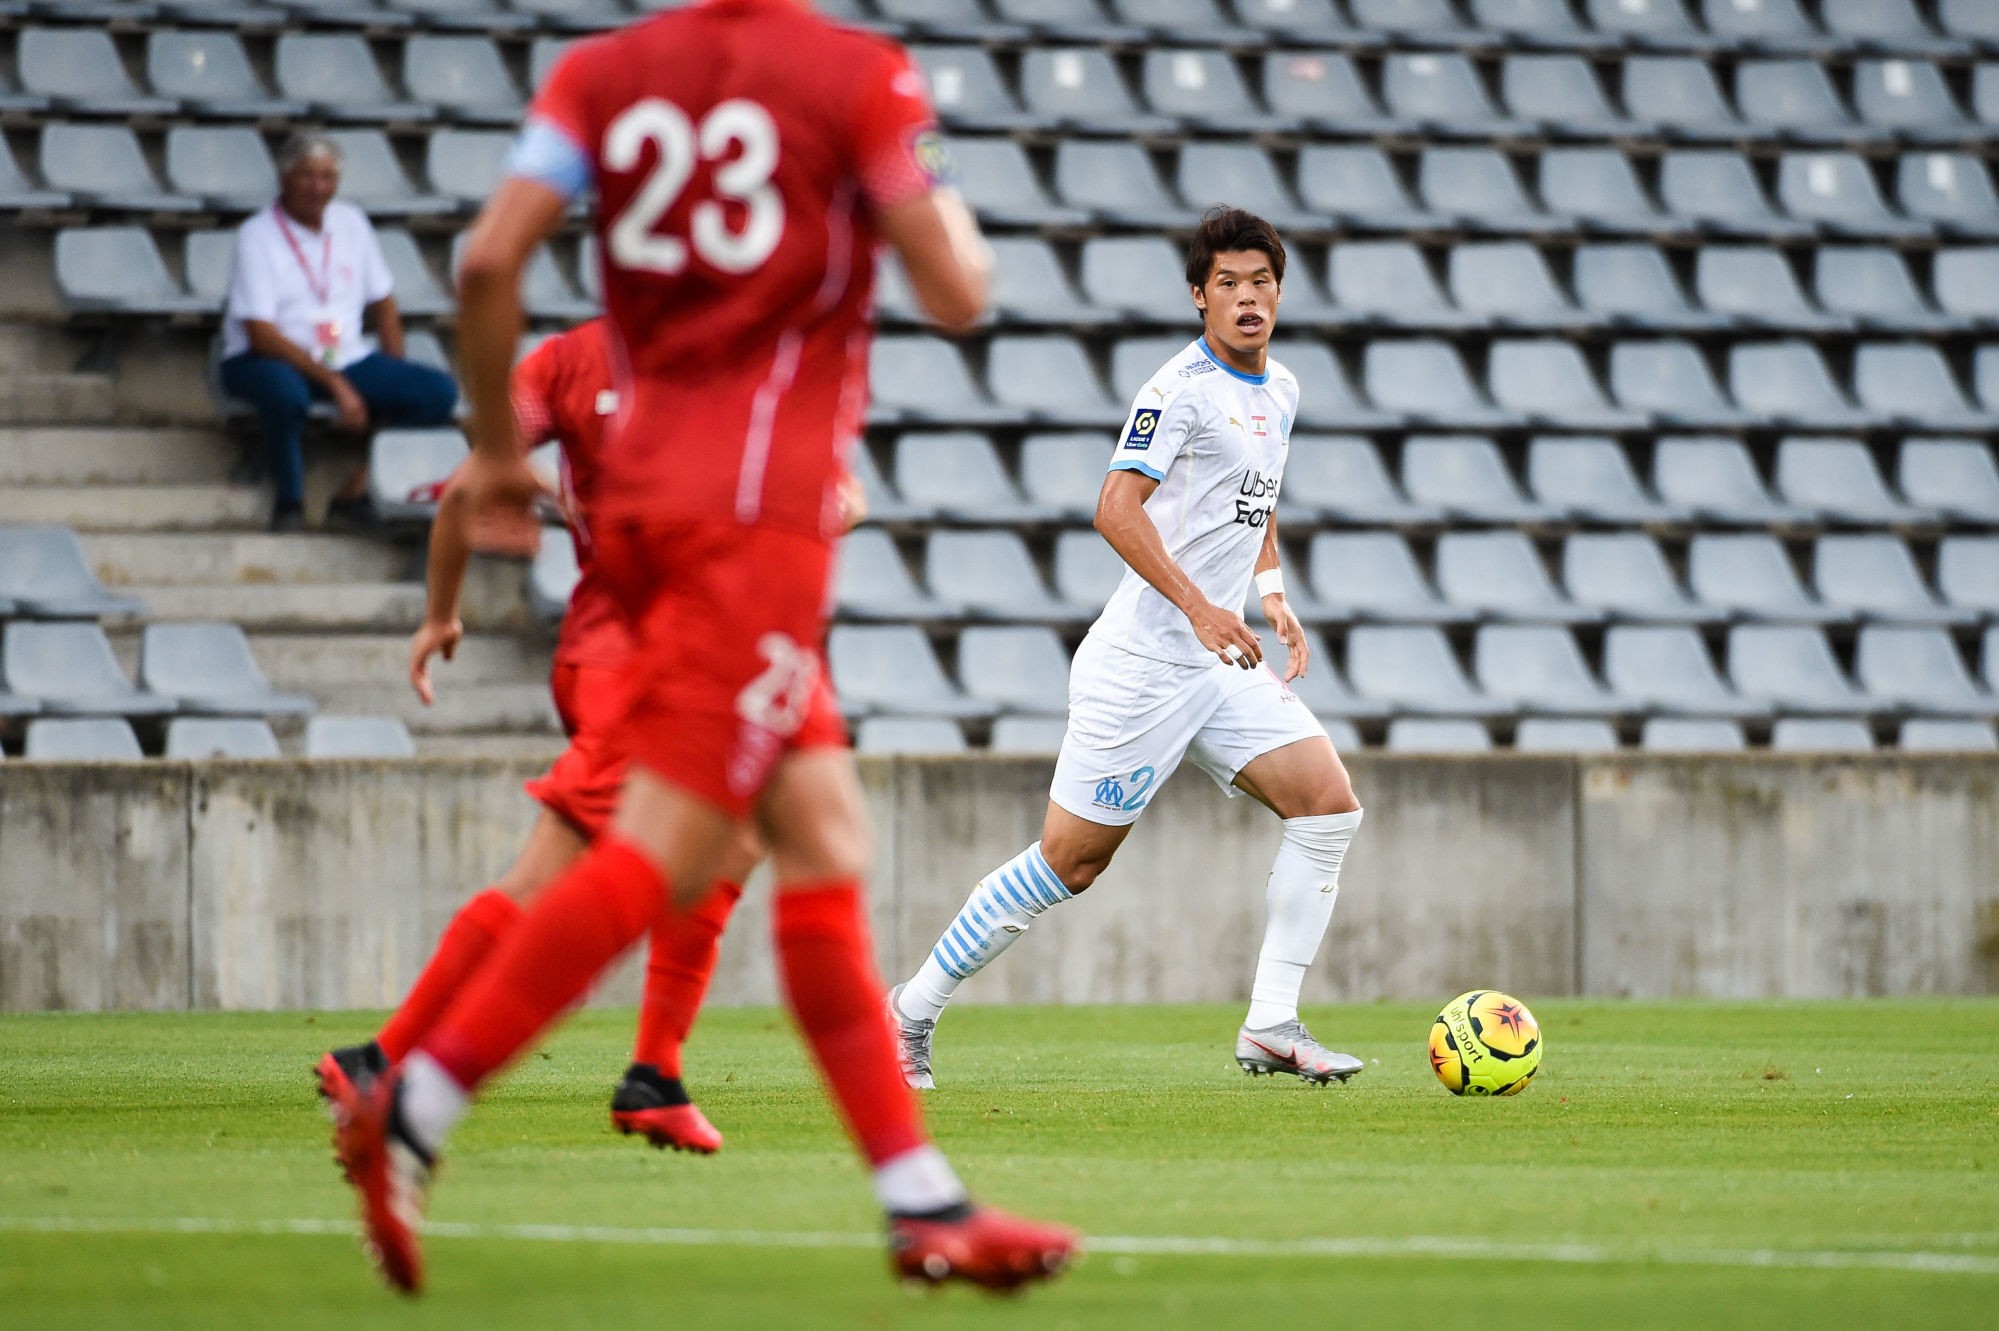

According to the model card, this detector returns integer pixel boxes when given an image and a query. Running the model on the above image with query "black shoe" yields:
[611,1063,723,1153]
[324,494,376,529]
[270,501,306,533]
[316,1040,389,1105]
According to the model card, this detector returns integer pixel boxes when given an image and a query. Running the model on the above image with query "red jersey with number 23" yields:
[528,0,941,537]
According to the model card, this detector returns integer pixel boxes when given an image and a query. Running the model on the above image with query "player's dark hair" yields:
[1184,206,1286,290]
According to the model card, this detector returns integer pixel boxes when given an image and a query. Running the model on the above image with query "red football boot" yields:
[329,1069,433,1296]
[888,1204,1080,1292]
[610,1064,724,1154]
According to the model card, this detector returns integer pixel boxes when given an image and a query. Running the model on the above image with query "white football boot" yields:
[887,983,936,1090]
[1235,1020,1363,1085]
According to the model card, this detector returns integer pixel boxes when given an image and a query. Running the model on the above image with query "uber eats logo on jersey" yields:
[1124,409,1160,451]
[1234,470,1279,528]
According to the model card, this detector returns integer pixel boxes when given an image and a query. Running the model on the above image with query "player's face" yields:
[1192,250,1280,366]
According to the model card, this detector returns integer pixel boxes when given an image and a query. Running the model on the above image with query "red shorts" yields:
[595,517,847,819]
[521,658,632,841]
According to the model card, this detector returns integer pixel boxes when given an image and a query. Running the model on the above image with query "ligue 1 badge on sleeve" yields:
[1124,408,1159,451]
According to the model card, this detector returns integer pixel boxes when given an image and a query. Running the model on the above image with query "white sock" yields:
[898,842,1073,1023]
[396,1052,470,1157]
[872,1144,970,1215]
[1245,809,1363,1029]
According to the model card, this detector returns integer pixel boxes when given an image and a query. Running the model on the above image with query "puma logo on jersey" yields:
[1229,416,1243,430]
[1148,385,1166,401]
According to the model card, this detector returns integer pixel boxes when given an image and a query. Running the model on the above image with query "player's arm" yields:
[409,480,469,705]
[1095,469,1262,670]
[1255,515,1307,682]
[876,189,991,331]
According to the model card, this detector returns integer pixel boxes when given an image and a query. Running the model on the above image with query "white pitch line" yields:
[5,1216,1999,1276]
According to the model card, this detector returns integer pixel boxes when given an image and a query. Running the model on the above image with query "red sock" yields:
[421,838,666,1093]
[773,879,928,1167]
[376,889,522,1062]
[633,881,743,1077]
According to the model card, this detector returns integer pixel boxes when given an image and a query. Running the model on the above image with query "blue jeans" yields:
[219,351,458,506]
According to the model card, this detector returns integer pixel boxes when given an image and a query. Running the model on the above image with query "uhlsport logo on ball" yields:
[1428,990,1542,1097]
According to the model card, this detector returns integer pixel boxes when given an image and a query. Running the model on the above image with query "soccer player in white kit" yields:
[889,208,1366,1087]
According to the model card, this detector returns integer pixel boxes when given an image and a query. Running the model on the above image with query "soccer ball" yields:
[1428,990,1541,1096]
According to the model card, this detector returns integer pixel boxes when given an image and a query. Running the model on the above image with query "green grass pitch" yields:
[3,1001,1997,1329]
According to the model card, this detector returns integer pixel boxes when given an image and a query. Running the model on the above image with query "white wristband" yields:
[1255,568,1285,599]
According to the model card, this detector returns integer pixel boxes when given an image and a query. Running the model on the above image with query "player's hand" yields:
[408,615,463,706]
[329,375,369,433]
[1262,593,1308,683]
[1188,599,1262,670]
[835,469,868,533]
[455,450,542,528]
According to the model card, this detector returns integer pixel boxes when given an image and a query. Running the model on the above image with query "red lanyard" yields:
[273,206,332,304]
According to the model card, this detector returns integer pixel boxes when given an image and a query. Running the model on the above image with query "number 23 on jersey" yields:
[603,97,785,276]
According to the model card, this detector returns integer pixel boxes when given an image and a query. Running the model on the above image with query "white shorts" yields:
[1049,634,1329,827]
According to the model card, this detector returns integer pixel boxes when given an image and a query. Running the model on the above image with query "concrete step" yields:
[250,631,551,690]
[0,426,235,486]
[0,483,264,531]
[0,373,118,425]
[315,681,562,736]
[0,323,90,374]
[417,733,568,762]
[127,581,430,633]
[83,531,415,587]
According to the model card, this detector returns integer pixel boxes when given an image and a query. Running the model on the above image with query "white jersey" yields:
[1089,336,1299,667]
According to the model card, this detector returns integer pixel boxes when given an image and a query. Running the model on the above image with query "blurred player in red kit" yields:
[326,0,1078,1297]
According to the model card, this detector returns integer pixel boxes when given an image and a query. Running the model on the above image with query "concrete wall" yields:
[2,754,1996,1010]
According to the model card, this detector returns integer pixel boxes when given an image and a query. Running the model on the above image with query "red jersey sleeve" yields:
[511,338,564,452]
[849,44,946,214]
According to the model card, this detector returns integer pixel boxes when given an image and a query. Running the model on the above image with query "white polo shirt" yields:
[222,199,394,369]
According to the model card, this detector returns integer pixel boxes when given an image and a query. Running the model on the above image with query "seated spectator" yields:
[219,133,457,531]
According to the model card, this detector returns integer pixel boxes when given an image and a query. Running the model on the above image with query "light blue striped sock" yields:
[898,843,1073,1022]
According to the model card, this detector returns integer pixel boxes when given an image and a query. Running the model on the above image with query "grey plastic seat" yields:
[1769,719,1874,751]
[427,129,513,208]
[1474,0,1602,40]
[989,336,1122,428]
[872,0,994,33]
[1815,247,1944,330]
[526,34,575,89]
[324,129,455,220]
[1605,626,1771,719]
[3,623,175,719]
[1515,718,1619,751]
[1076,238,1192,325]
[1144,50,1268,133]
[1384,52,1525,134]
[1980,347,1999,413]
[1261,52,1397,135]
[1448,243,1577,326]
[1856,626,1999,715]
[828,626,997,721]
[1776,438,1932,524]
[1563,532,1725,624]
[1021,48,1171,135]
[1695,246,1840,330]
[893,431,1050,523]
[1438,531,1604,624]
[527,526,577,624]
[1823,0,1946,45]
[1855,343,1988,425]
[389,0,535,30]
[1110,335,1200,402]
[1269,341,1395,430]
[1901,441,1999,525]
[0,133,66,210]
[1055,142,1184,230]
[1020,433,1111,521]
[1897,153,1999,236]
[1729,342,1875,428]
[55,228,210,317]
[376,229,451,317]
[1778,153,1926,237]
[988,714,1069,754]
[405,36,523,126]
[1641,718,1747,752]
[1701,0,1817,41]
[368,428,467,522]
[954,139,1084,228]
[40,125,201,214]
[1814,534,1972,626]
[1854,60,1969,139]
[1351,0,1466,33]
[1933,248,1999,319]
[1941,0,1999,41]
[1689,533,1846,625]
[148,30,306,118]
[1365,344,1514,427]
[1660,151,1801,237]
[966,239,1081,322]
[1053,530,1126,612]
[140,623,313,717]
[449,232,592,321]
[1236,0,1362,39]
[836,528,957,622]
[1475,625,1629,716]
[1531,438,1689,524]
[1899,718,1998,751]
[1345,626,1515,717]
[849,447,918,526]
[1386,718,1494,753]
[0,525,144,619]
[1328,242,1463,327]
[23,718,143,761]
[304,715,417,758]
[400,329,453,379]
[956,626,1071,713]
[18,27,178,116]
[1281,435,1445,526]
[1296,145,1445,231]
[165,128,279,212]
[1252,625,1389,721]
[1417,148,1553,231]
[1487,338,1643,429]
[909,45,1033,132]
[276,35,432,123]
[1584,0,1701,41]
[926,531,1080,624]
[1622,58,1740,140]
[1402,435,1560,522]
[1539,149,1672,234]
[870,337,1005,425]
[1727,625,1874,715]
[1307,531,1473,625]
[1174,143,1312,232]
[854,716,968,754]
[1655,437,1813,525]
[165,718,282,760]
[1610,341,1750,428]
[1736,61,1859,139]
[1503,55,1632,133]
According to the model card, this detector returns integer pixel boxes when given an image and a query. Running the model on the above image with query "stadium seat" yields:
[1281,435,1445,527]
[304,715,418,758]
[854,716,969,754]
[1473,625,1630,716]
[1855,627,1999,715]
[1365,345,1514,428]
[1514,718,1619,752]
[986,238,1100,328]
[1449,243,1579,327]
[1583,0,1700,42]
[1079,237,1194,324]
[836,528,960,623]
[1110,335,1196,402]
[1021,48,1172,134]
[1932,248,1999,320]
[1896,153,1999,237]
[165,127,279,212]
[1852,60,1970,141]
[1939,0,1999,42]
[893,431,1054,523]
[1775,438,1933,525]
[1604,626,1771,718]
[17,27,178,117]
[1487,338,1643,429]
[1270,341,1396,430]
[3,623,176,719]
[1814,247,1948,332]
[448,233,593,322]
[1261,52,1399,136]
[1401,435,1560,522]
[1899,439,1999,525]
[1475,0,1607,42]
[426,129,513,209]
[1727,625,1875,715]
[1622,59,1741,141]
[1689,533,1853,624]
[1053,530,1126,612]
[988,335,1122,427]
[1854,343,1991,426]
[870,337,1007,425]
[827,626,997,721]
[1654,437,1814,525]
[1701,0,1817,42]
[1729,342,1875,429]
[1609,341,1753,428]
[400,329,453,380]
[1345,626,1515,717]
[147,30,306,119]
[1539,150,1674,235]
[1640,718,1747,752]
[507,0,622,32]
[1770,719,1874,751]
[911,45,1034,132]
[1020,434,1111,521]
[40,124,202,214]
[324,129,456,219]
[1822,0,1947,47]
[1898,718,1998,751]
[1144,51,1269,133]
[1978,347,1999,413]
[1813,534,1974,626]
[388,0,535,31]
[1236,0,1366,41]
[925,531,1083,624]
[374,229,451,318]
[368,428,466,523]
[140,624,313,718]
[956,626,1071,713]
[1529,438,1690,525]
[1384,53,1529,136]
[1778,153,1928,239]
[1329,242,1467,328]
[1502,55,1637,134]
[874,0,1010,38]
[1736,60,1864,141]
[1695,246,1844,332]
[1252,625,1389,720]
[954,138,1086,228]
[1306,532,1474,625]
[0,133,65,210]
[1438,530,1604,624]
[1351,0,1468,39]
[23,718,143,761]
[1174,143,1314,232]
[1562,533,1727,624]
[165,718,282,760]
[1417,148,1555,233]
[1660,151,1805,238]
[1939,537,1999,615]
[55,228,210,318]
[275,35,433,123]
[404,35,524,125]
[1295,145,1446,232]
[527,526,576,624]
[988,714,1070,754]
[1386,718,1494,753]
[1055,143,1184,230]
[0,526,144,619]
